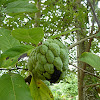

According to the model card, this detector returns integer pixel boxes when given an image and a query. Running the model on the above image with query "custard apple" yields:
[27,39,68,83]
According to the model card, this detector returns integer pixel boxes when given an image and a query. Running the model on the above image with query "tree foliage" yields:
[0,0,100,100]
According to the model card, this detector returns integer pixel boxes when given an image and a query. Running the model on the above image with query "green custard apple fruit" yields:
[27,39,68,83]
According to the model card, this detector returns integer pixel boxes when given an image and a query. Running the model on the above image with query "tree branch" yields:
[87,0,100,28]
[69,62,100,79]
[68,30,99,49]
[0,67,28,71]
[84,83,100,88]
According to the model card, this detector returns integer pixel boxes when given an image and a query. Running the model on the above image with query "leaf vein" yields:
[11,76,16,100]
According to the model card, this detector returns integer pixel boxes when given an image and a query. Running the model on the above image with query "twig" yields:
[68,34,96,49]
[69,62,100,79]
[18,53,27,61]
[84,83,100,88]
[0,67,28,71]
[87,0,100,28]
[68,30,99,49]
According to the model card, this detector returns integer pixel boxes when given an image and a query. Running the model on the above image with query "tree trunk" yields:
[83,0,99,99]
[74,1,86,99]
[77,32,86,100]
[34,0,41,27]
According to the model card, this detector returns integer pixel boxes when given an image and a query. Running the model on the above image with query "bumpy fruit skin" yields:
[27,39,68,83]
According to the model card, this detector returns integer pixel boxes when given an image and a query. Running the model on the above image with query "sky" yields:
[98,1,100,8]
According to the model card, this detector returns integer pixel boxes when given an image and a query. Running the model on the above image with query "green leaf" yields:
[0,28,20,52]
[29,76,54,100]
[1,45,33,58]
[50,28,80,39]
[0,45,33,67]
[12,28,44,45]
[96,32,100,36]
[0,74,33,100]
[1,57,18,68]
[0,0,20,6]
[4,1,37,13]
[79,52,100,71]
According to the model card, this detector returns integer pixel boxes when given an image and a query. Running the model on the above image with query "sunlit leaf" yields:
[29,76,54,100]
[0,45,33,68]
[0,0,21,6]
[12,28,44,45]
[0,28,20,52]
[79,52,100,71]
[0,74,33,100]
[4,1,37,13]
[1,57,18,68]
